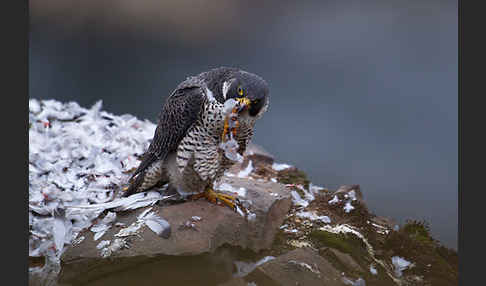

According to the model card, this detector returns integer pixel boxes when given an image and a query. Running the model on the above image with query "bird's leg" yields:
[190,185,242,212]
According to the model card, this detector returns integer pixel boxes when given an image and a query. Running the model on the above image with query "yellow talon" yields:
[190,187,241,212]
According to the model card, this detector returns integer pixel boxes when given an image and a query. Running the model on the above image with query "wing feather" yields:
[130,86,205,180]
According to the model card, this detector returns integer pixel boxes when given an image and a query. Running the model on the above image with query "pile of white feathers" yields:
[29,99,172,283]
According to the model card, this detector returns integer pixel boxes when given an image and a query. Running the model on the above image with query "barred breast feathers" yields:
[175,97,256,183]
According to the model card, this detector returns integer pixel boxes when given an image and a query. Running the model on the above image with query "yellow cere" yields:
[236,97,251,106]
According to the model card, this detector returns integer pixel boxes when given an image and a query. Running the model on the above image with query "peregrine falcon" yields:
[124,67,269,211]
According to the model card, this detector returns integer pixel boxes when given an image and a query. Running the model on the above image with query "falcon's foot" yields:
[190,187,242,212]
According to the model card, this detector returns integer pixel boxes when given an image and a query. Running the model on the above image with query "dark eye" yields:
[237,86,244,97]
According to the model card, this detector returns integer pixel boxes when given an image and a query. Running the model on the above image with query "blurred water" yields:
[29,0,457,249]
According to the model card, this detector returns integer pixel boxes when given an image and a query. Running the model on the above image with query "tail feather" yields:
[123,160,170,197]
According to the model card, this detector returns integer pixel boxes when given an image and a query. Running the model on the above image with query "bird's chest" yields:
[176,101,254,180]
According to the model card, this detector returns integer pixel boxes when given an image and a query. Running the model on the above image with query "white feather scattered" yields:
[344,201,355,213]
[217,183,247,197]
[328,195,340,205]
[29,99,41,113]
[96,240,110,250]
[220,139,244,163]
[289,184,316,207]
[120,156,140,172]
[238,160,253,178]
[299,185,315,202]
[247,212,257,221]
[370,264,378,275]
[72,236,85,246]
[271,162,292,171]
[143,212,171,238]
[291,191,309,208]
[319,224,373,255]
[234,256,275,277]
[115,208,171,239]
[235,206,246,217]
[371,223,390,235]
[288,240,312,248]
[100,238,129,258]
[52,216,69,252]
[28,99,178,282]
[191,216,202,221]
[296,211,331,224]
[91,212,117,241]
[68,192,171,212]
[93,229,107,241]
[115,221,144,238]
[288,260,321,274]
[309,183,326,194]
[137,208,153,220]
[392,256,413,277]
[342,277,366,286]
[29,99,158,265]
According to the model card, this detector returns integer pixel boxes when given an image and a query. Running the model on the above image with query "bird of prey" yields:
[123,67,269,211]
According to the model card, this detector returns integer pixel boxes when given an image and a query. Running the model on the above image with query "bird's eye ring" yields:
[237,86,244,97]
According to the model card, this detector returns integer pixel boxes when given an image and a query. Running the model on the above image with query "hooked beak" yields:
[234,97,251,113]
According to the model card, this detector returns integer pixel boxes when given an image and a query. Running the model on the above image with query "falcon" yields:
[124,67,269,211]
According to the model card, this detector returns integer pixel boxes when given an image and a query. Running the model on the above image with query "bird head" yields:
[221,70,269,118]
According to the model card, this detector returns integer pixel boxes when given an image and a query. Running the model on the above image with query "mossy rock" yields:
[384,220,434,253]
[383,220,458,286]
[311,231,395,286]
[276,168,310,189]
[318,247,361,274]
[308,229,372,270]
[268,229,298,256]
[402,220,433,244]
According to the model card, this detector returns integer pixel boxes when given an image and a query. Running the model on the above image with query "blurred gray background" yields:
[29,0,458,249]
